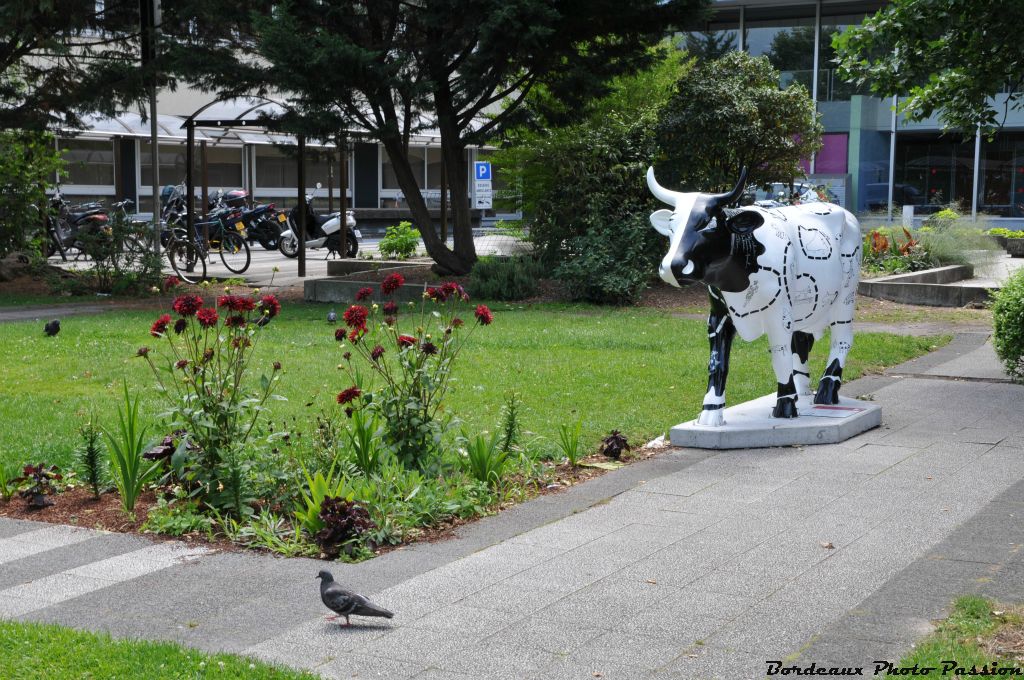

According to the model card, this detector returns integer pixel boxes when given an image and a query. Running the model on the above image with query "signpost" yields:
[473,161,492,209]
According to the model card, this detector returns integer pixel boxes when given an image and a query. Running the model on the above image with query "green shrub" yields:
[75,417,107,499]
[378,221,419,259]
[925,208,961,230]
[0,130,65,258]
[0,462,20,502]
[104,384,160,516]
[992,268,1024,383]
[462,431,508,487]
[557,416,585,466]
[555,214,659,304]
[141,495,213,536]
[468,256,544,301]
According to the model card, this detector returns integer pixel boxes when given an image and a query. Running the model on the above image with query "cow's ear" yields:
[726,210,764,235]
[649,209,673,237]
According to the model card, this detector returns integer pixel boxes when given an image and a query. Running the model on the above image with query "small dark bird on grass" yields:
[327,309,337,324]
[44,320,60,337]
[316,570,394,626]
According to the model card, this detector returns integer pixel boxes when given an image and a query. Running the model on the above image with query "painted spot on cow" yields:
[797,225,833,260]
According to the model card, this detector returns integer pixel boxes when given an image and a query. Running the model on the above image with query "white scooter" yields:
[278,184,360,259]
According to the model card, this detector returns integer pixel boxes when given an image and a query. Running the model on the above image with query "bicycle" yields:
[165,207,251,283]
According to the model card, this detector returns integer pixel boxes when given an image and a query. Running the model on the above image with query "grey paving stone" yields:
[796,635,910,668]
[455,580,570,616]
[0,517,45,539]
[532,576,671,628]
[835,443,922,474]
[481,615,606,655]
[531,657,651,680]
[0,531,152,590]
[687,566,795,601]
[656,493,750,519]
[435,639,562,680]
[317,652,431,680]
[570,630,689,672]
[657,644,768,680]
[611,588,744,642]
[406,603,514,637]
[633,472,735,498]
[705,597,847,657]
[729,532,836,580]
[348,625,484,666]
[409,669,479,680]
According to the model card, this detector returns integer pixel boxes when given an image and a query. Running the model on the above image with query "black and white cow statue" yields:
[647,167,862,426]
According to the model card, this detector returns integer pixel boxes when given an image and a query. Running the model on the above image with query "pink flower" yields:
[474,304,493,326]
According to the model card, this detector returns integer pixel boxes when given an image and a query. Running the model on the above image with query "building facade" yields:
[691,0,1024,224]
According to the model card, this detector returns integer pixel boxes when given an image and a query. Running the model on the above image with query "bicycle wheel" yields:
[167,239,206,284]
[218,230,251,274]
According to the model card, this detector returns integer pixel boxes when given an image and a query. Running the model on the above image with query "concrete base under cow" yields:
[670,394,881,450]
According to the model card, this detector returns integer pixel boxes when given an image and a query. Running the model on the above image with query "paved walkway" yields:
[1,330,1022,679]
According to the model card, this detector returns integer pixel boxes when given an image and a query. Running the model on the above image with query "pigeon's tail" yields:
[355,603,394,619]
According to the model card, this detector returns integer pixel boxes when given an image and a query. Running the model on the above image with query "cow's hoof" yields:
[697,409,725,427]
[814,381,840,405]
[772,398,798,418]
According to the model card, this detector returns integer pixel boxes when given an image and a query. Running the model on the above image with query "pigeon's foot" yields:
[325,615,339,621]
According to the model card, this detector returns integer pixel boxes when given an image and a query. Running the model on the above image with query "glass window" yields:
[894,136,974,214]
[745,17,816,91]
[59,139,115,186]
[979,133,1024,217]
[140,142,188,187]
[203,146,243,188]
[426,148,443,189]
[818,20,874,102]
[382,146,425,189]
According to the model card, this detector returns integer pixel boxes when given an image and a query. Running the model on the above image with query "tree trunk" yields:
[440,131,476,268]
[378,136,472,274]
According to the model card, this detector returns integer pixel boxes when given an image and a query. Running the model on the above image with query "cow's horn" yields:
[646,167,682,206]
[710,167,749,208]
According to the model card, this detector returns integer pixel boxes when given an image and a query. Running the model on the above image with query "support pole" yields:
[440,155,448,243]
[298,134,306,278]
[887,95,897,223]
[972,125,982,221]
[809,0,821,174]
[186,123,195,242]
[339,135,348,258]
[328,151,334,214]
[200,139,208,220]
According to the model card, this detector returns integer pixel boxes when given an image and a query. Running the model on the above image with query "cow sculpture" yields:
[647,167,862,426]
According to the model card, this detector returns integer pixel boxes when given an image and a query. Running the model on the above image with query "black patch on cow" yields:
[791,332,814,365]
[704,289,737,406]
[772,376,798,418]
[814,358,843,405]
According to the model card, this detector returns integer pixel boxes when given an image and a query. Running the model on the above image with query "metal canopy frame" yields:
[181,96,318,277]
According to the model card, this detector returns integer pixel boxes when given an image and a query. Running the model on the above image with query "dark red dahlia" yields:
[173,318,188,334]
[217,295,256,312]
[196,307,219,328]
[136,346,150,357]
[421,341,438,355]
[343,305,369,329]
[150,314,172,337]
[334,327,346,341]
[451,317,464,328]
[426,286,443,302]
[474,304,493,326]
[370,345,385,361]
[397,334,416,348]
[383,301,399,315]
[225,315,246,328]
[175,359,188,370]
[343,352,352,361]
[381,273,405,295]
[163,275,180,290]
[355,287,374,302]
[273,361,282,371]
[259,295,281,319]
[172,294,203,317]
[441,281,467,302]
[384,315,397,327]
[336,386,362,404]
[347,328,363,344]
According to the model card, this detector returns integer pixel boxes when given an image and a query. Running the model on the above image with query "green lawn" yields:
[0,301,947,470]
[0,620,315,679]
[895,596,1023,673]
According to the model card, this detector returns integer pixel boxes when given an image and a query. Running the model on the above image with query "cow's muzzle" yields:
[660,255,697,287]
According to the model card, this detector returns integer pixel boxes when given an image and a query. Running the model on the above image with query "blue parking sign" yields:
[474,161,492,181]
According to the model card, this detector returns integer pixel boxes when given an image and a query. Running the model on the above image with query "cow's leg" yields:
[697,289,736,426]
[791,331,815,396]
[767,326,798,418]
[815,324,853,405]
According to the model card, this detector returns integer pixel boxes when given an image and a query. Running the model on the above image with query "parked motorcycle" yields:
[45,188,110,259]
[278,184,359,259]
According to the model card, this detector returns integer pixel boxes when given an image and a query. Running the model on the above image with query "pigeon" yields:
[316,570,393,626]
[327,309,337,324]
[44,320,60,337]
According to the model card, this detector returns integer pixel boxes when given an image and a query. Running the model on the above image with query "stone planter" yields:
[1006,239,1024,258]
